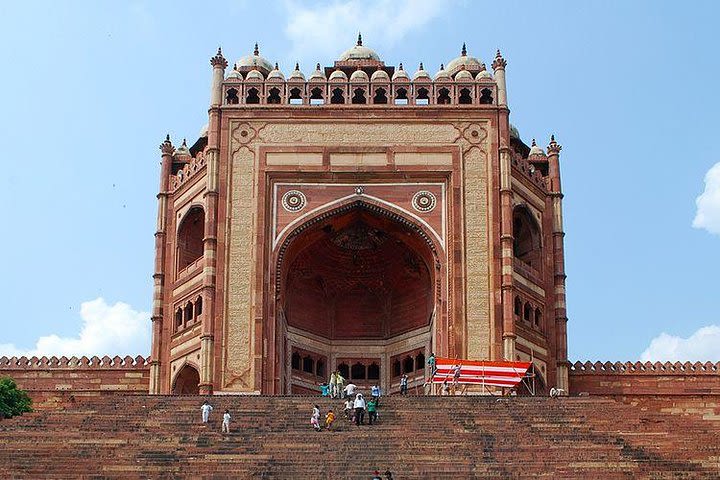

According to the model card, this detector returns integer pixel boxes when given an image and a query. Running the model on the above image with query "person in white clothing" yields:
[549,387,565,398]
[353,393,366,426]
[200,400,213,423]
[344,382,357,400]
[221,409,231,433]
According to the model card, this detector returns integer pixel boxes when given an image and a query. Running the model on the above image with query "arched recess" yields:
[516,363,547,396]
[512,205,542,271]
[266,198,447,394]
[172,363,200,395]
[177,206,205,271]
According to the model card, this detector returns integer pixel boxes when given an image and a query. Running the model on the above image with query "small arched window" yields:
[373,88,388,104]
[267,87,281,104]
[351,362,366,380]
[514,296,522,316]
[330,88,345,104]
[479,88,493,105]
[195,296,203,317]
[177,206,205,271]
[402,356,414,374]
[316,359,325,378]
[302,356,314,374]
[534,308,542,329]
[175,308,183,329]
[392,359,401,377]
[523,302,532,323]
[245,87,260,104]
[437,87,451,104]
[226,88,239,105]
[513,206,542,271]
[394,87,408,105]
[184,302,193,323]
[367,363,380,380]
[415,353,425,371]
[416,87,429,105]
[291,352,301,370]
[289,87,303,105]
[351,88,366,104]
[458,88,472,104]
[338,363,350,380]
[310,87,324,105]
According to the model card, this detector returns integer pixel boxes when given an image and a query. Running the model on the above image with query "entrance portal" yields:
[172,364,200,395]
[276,202,439,394]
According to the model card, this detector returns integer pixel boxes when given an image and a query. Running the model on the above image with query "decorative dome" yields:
[509,124,520,140]
[528,139,546,156]
[434,64,451,81]
[371,67,390,82]
[392,63,410,81]
[350,68,369,82]
[413,63,431,81]
[475,67,493,81]
[446,43,483,74]
[267,63,285,81]
[454,68,474,82]
[308,63,326,82]
[338,33,381,61]
[175,139,190,157]
[245,69,264,81]
[329,69,348,81]
[235,43,273,73]
[225,68,243,81]
[288,63,305,81]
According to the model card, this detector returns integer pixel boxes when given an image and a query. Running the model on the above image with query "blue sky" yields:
[0,1,718,361]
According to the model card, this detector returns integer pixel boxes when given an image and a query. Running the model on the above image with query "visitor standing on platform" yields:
[427,353,437,376]
[221,409,231,433]
[336,371,346,398]
[400,374,408,395]
[200,400,213,423]
[329,371,338,398]
[451,363,462,395]
[354,393,366,425]
[319,382,330,397]
[371,384,381,405]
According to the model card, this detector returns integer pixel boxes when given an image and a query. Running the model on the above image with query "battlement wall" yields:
[569,361,720,396]
[0,356,150,408]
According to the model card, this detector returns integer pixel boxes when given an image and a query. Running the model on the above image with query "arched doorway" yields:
[272,201,441,394]
[172,364,200,395]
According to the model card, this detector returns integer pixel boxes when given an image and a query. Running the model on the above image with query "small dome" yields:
[371,68,390,82]
[350,68,369,82]
[308,63,326,82]
[446,43,483,74]
[288,63,305,81]
[175,139,190,157]
[392,63,410,81]
[235,43,273,73]
[225,68,243,81]
[509,124,520,140]
[528,139,546,156]
[476,68,493,81]
[338,33,381,61]
[267,63,285,81]
[454,69,474,81]
[329,69,348,81]
[434,64,451,81]
[245,69,264,81]
[413,63,431,81]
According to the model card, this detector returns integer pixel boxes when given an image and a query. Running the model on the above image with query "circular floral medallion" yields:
[412,191,437,213]
[281,190,307,212]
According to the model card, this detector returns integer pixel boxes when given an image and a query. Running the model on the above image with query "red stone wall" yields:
[569,361,720,396]
[0,355,150,408]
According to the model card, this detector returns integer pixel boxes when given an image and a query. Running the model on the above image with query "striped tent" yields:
[431,357,532,389]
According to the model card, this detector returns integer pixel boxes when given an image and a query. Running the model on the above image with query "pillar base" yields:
[503,336,516,361]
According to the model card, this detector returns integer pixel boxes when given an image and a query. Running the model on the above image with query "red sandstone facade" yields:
[146,39,570,395]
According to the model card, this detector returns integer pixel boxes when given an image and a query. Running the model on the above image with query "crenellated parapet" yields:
[0,355,150,369]
[170,150,207,191]
[570,360,720,374]
[511,155,547,191]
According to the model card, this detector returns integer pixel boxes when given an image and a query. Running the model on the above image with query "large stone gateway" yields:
[149,39,570,395]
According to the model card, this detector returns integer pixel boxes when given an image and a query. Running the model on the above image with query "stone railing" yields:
[570,361,720,374]
[511,155,547,191]
[170,152,206,192]
[0,355,150,369]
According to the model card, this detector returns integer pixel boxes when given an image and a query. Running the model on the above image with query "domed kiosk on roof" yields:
[446,43,484,76]
[338,33,381,62]
[235,43,273,75]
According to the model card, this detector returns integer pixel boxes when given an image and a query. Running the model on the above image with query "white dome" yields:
[235,43,273,72]
[392,63,410,81]
[175,139,190,157]
[225,69,243,81]
[434,64,451,81]
[329,69,348,81]
[371,68,390,82]
[308,63,326,82]
[245,69,264,81]
[510,124,520,140]
[529,140,545,156]
[413,63,431,81]
[288,63,305,81]
[338,34,381,61]
[350,68,369,82]
[446,44,483,74]
[476,69,493,81]
[267,63,285,81]
[455,69,474,81]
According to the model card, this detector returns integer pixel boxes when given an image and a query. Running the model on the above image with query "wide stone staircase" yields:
[0,394,719,479]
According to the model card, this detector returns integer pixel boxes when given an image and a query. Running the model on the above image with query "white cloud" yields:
[692,162,720,235]
[640,325,720,362]
[283,0,450,64]
[0,298,150,358]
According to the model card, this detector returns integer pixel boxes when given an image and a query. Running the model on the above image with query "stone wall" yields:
[0,356,150,408]
[569,361,720,396]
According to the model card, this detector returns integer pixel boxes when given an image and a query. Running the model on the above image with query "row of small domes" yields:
[227,63,493,82]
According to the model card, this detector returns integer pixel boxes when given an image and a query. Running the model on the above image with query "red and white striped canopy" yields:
[431,357,532,389]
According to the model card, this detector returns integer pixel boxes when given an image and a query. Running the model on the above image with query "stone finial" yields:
[419,62,424,70]
[398,62,404,70]
[210,47,228,68]
[254,43,260,55]
[547,134,562,155]
[461,42,467,56]
[440,63,445,70]
[160,134,175,155]
[274,62,279,70]
[492,49,507,71]
[295,62,300,71]
[315,63,321,70]
[357,32,363,46]
[531,138,536,146]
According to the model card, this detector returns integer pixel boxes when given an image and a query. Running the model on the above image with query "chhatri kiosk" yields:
[150,37,567,396]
